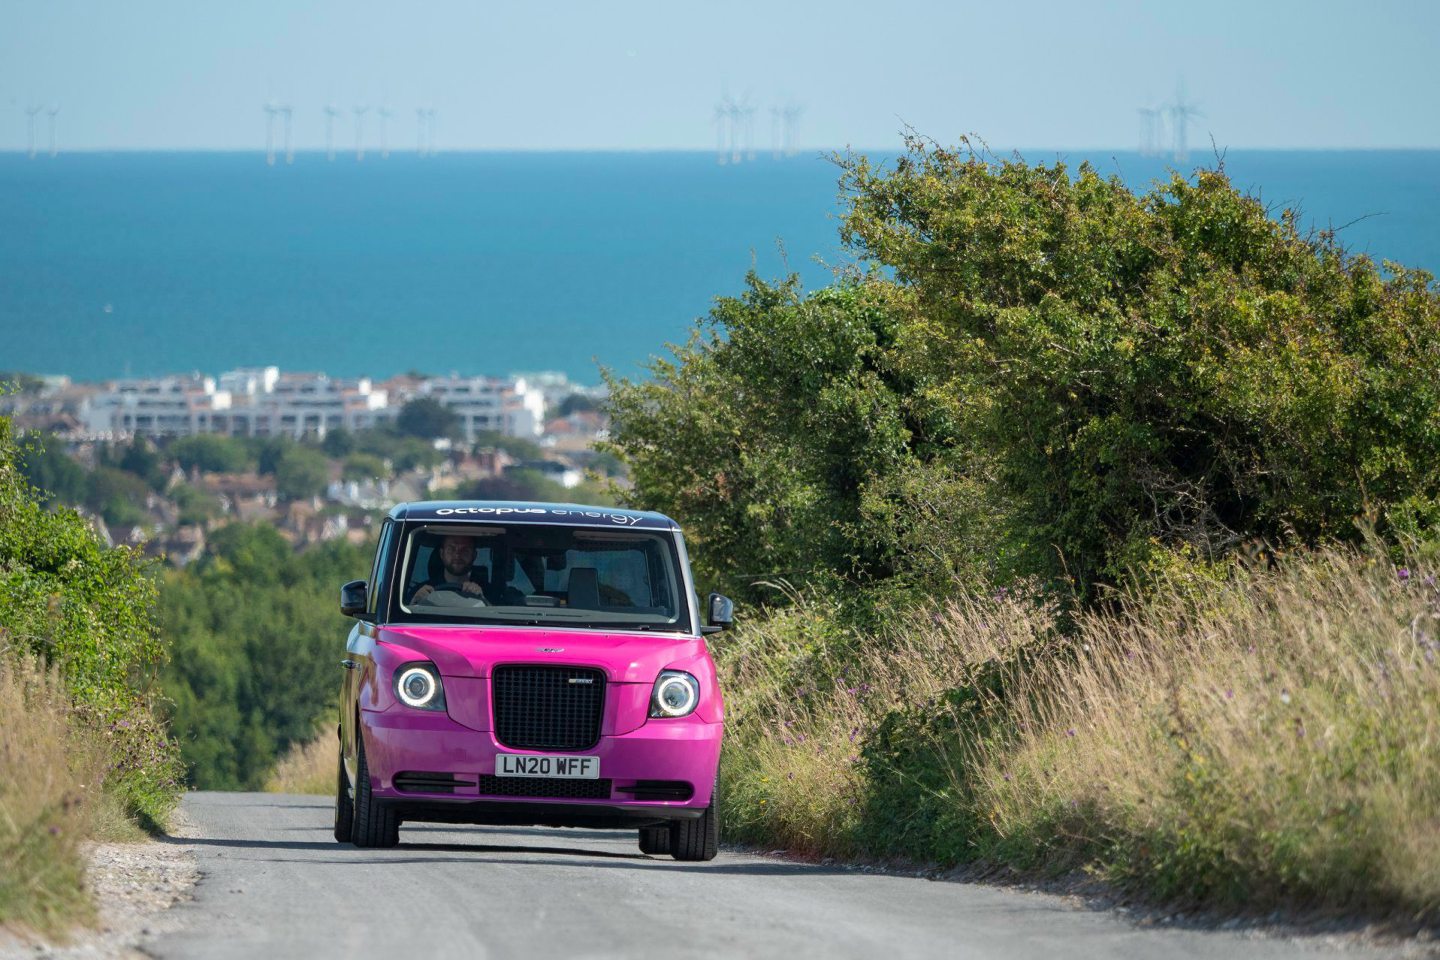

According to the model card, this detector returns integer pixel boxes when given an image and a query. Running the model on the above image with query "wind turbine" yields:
[425,108,437,156]
[323,103,342,161]
[741,98,757,161]
[726,97,742,164]
[46,104,60,157]
[279,104,294,164]
[782,102,804,157]
[263,100,278,166]
[416,107,428,157]
[25,105,41,159]
[353,104,369,161]
[377,106,393,159]
[712,100,730,165]
[1136,106,1156,156]
[1168,80,1202,163]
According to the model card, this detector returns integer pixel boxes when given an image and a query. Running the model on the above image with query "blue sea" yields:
[2,150,1437,384]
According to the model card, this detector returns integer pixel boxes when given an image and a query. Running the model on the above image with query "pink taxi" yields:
[333,501,731,860]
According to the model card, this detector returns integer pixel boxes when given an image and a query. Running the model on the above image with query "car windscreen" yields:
[389,522,688,632]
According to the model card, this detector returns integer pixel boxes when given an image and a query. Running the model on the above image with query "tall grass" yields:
[0,655,106,936]
[264,731,334,796]
[716,546,1440,921]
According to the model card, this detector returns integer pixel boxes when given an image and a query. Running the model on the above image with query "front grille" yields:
[477,775,612,800]
[492,664,605,751]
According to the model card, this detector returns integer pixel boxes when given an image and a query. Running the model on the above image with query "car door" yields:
[342,519,397,774]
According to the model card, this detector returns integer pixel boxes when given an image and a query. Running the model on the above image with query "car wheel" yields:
[638,825,671,855]
[332,739,354,844]
[669,789,719,862]
[350,732,400,848]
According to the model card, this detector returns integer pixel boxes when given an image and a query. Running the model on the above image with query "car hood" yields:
[376,624,707,683]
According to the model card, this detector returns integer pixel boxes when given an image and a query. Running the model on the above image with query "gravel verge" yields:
[0,819,197,960]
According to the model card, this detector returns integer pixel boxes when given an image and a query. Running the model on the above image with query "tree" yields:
[396,397,459,440]
[322,429,355,458]
[87,467,151,526]
[342,453,386,481]
[169,434,251,475]
[17,433,88,505]
[608,139,1440,601]
[119,439,167,492]
[558,393,598,416]
[273,447,330,502]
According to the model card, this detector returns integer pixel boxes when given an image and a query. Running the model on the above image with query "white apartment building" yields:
[420,375,546,442]
[78,368,550,442]
[80,374,233,439]
[82,368,389,440]
[219,369,390,438]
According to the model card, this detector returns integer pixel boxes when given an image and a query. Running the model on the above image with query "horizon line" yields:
[4,145,1440,156]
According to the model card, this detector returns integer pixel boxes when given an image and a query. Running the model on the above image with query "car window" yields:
[392,522,688,632]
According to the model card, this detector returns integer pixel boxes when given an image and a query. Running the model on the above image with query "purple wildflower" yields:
[1398,567,1412,582]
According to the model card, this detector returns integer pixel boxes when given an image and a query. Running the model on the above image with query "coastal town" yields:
[0,367,615,562]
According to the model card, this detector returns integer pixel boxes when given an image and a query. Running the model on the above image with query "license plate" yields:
[496,753,599,779]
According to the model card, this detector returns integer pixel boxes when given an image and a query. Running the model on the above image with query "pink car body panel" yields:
[353,629,723,812]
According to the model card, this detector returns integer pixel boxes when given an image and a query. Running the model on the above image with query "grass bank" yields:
[0,656,119,936]
[264,732,334,796]
[715,546,1440,923]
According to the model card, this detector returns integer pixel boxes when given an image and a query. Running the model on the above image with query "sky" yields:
[2,0,1438,152]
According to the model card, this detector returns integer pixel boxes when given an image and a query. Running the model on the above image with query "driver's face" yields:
[439,537,476,577]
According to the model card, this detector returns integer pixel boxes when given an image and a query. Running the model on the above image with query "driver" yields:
[409,535,487,604]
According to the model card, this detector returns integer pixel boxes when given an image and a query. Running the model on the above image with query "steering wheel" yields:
[429,582,469,594]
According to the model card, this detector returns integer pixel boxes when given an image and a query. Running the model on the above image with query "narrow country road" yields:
[150,793,1404,960]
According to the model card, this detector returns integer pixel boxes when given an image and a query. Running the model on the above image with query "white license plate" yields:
[496,753,599,779]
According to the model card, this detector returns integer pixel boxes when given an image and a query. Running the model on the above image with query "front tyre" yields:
[349,732,400,848]
[669,794,718,862]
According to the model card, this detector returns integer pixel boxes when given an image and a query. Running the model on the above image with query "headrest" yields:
[567,567,600,609]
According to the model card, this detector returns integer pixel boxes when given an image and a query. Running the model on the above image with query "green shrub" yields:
[0,417,181,829]
[608,141,1440,604]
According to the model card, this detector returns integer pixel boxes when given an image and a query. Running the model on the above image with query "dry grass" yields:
[0,655,107,937]
[264,732,334,796]
[716,546,1440,921]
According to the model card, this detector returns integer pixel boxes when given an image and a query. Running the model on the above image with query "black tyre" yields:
[350,733,400,848]
[638,825,671,855]
[669,793,718,862]
[332,741,354,843]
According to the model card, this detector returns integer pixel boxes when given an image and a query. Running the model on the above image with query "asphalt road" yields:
[150,792,1404,960]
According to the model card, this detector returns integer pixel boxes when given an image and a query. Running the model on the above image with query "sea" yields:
[2,149,1437,385]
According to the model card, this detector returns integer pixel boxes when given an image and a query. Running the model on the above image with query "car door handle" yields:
[340,659,358,670]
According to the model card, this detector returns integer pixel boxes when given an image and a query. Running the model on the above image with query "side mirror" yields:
[340,579,370,618]
[707,592,734,630]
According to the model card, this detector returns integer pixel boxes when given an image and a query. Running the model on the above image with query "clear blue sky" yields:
[3,0,1438,152]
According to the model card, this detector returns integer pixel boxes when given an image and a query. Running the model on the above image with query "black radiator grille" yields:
[492,664,606,751]
[478,775,612,800]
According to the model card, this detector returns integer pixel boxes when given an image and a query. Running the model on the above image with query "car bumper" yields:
[360,707,722,819]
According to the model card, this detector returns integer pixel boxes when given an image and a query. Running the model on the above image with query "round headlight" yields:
[396,665,439,708]
[651,672,699,718]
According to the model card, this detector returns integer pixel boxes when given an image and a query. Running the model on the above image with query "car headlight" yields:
[395,662,445,710]
[650,670,700,718]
